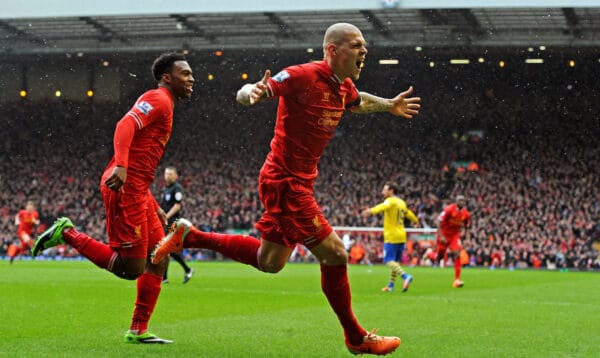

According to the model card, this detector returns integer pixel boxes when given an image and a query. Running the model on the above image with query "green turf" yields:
[1,260,599,357]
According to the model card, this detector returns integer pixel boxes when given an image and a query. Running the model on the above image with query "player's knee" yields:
[259,260,285,273]
[320,248,348,266]
[116,271,142,280]
[110,256,145,280]
[146,257,168,276]
[116,265,145,280]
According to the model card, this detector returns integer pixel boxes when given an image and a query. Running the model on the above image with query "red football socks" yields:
[320,264,367,345]
[185,227,260,268]
[62,228,117,269]
[130,272,162,334]
[454,256,462,280]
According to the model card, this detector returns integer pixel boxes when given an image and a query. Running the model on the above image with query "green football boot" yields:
[124,331,173,344]
[32,217,74,257]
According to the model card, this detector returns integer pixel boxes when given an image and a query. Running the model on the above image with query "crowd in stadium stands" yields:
[2,61,599,270]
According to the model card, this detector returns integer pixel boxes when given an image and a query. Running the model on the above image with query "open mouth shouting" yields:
[356,59,365,71]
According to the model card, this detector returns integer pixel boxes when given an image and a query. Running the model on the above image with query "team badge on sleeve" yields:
[175,192,183,201]
[273,70,290,83]
[136,101,154,115]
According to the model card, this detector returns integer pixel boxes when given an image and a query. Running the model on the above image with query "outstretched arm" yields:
[351,86,421,119]
[361,208,372,217]
[361,200,391,217]
[236,70,271,106]
[437,227,447,245]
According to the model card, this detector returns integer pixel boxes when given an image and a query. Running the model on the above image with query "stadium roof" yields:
[1,2,600,54]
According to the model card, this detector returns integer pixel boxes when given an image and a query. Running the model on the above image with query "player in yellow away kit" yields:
[362,182,419,292]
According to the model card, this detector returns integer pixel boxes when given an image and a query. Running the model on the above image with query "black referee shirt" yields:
[161,181,184,226]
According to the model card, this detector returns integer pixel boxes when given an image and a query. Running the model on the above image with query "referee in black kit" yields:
[160,166,194,283]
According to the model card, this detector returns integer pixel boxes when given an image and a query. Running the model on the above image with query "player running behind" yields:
[32,52,194,344]
[11,200,40,263]
[435,195,471,288]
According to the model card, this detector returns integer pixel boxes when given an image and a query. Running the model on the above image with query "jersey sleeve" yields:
[438,206,450,225]
[371,198,392,215]
[113,91,170,168]
[464,211,472,228]
[437,211,444,223]
[113,117,136,168]
[174,184,184,204]
[126,91,170,130]
[344,81,361,110]
[265,65,307,99]
[405,208,419,225]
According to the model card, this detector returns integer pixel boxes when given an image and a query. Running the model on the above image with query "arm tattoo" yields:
[351,92,392,113]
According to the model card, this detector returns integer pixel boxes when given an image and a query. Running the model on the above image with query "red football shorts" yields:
[436,233,462,253]
[17,229,34,241]
[101,184,163,259]
[255,175,332,249]
[15,234,33,254]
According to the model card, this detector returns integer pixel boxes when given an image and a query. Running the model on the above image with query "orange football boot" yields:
[452,279,464,288]
[151,218,192,264]
[345,329,401,356]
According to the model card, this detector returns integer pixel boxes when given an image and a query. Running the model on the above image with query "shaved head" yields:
[322,22,367,80]
[323,23,362,50]
[456,195,466,208]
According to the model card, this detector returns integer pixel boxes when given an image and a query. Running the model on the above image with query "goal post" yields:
[333,226,438,241]
[332,226,439,265]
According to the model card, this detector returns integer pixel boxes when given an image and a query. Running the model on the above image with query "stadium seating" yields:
[1,59,598,269]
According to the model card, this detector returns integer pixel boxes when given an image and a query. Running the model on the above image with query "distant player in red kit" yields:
[10,200,40,263]
[33,52,194,344]
[152,23,421,355]
[435,195,471,288]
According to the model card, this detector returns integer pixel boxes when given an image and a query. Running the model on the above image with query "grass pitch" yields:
[1,260,598,357]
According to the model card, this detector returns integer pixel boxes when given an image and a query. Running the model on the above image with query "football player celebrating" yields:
[152,23,420,355]
[33,52,194,344]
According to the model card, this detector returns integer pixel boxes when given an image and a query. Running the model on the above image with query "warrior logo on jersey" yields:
[158,134,170,147]
[273,70,290,83]
[136,101,154,115]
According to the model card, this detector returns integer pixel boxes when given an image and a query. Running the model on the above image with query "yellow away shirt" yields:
[370,196,418,244]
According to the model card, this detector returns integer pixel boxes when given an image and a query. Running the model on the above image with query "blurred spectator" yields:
[1,59,598,270]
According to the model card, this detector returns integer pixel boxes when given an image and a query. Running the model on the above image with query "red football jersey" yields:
[438,203,471,237]
[17,209,39,235]
[261,60,361,181]
[104,86,174,190]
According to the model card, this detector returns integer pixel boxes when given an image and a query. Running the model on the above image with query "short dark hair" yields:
[151,52,187,82]
[165,166,178,174]
[384,181,399,194]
